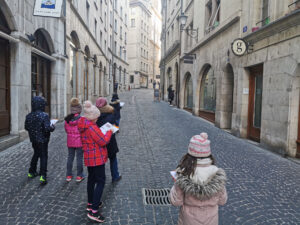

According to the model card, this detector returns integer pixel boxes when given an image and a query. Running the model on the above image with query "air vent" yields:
[142,188,171,206]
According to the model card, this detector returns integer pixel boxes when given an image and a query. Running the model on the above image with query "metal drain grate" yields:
[142,188,171,206]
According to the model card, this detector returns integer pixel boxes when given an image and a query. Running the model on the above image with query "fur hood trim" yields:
[110,100,120,104]
[97,104,114,114]
[175,168,226,200]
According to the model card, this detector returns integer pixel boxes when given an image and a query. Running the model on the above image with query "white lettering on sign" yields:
[243,88,249,94]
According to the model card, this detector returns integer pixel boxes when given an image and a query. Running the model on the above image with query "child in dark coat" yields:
[25,96,55,185]
[96,97,122,183]
[78,101,113,223]
[110,93,122,127]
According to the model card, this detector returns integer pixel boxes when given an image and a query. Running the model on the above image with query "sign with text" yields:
[34,0,63,18]
[231,38,248,56]
[183,55,194,64]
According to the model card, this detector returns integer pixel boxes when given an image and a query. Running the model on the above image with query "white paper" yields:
[170,171,177,181]
[50,119,58,126]
[100,122,119,134]
[120,102,125,107]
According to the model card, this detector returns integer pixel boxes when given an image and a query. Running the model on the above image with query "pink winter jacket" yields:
[170,163,227,225]
[64,114,82,148]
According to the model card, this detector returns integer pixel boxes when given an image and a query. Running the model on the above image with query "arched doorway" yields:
[0,8,11,136]
[119,66,122,90]
[175,63,180,107]
[184,73,193,110]
[199,65,216,122]
[222,64,234,129]
[31,29,53,116]
[93,55,97,95]
[103,66,107,95]
[83,46,90,100]
[70,31,80,97]
[99,62,103,96]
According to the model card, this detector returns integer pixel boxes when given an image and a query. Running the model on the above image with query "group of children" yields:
[25,94,122,223]
[25,95,227,224]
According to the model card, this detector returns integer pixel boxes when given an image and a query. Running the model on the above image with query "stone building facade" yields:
[67,0,129,109]
[160,0,181,104]
[0,0,129,149]
[0,0,65,147]
[128,0,152,89]
[161,0,300,158]
[148,0,162,89]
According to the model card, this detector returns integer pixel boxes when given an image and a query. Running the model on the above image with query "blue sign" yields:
[41,0,56,9]
[243,26,247,33]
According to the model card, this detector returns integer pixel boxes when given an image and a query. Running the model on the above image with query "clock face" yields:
[232,39,247,56]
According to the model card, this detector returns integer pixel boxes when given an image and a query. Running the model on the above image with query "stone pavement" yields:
[0,89,300,225]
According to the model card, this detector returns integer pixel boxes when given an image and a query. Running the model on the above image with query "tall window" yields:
[104,12,107,28]
[125,14,127,25]
[110,11,113,26]
[86,1,90,25]
[200,67,216,113]
[94,19,97,40]
[114,0,118,10]
[100,0,103,17]
[114,19,117,32]
[120,7,123,19]
[100,31,103,47]
[131,19,135,27]
[262,0,269,26]
[120,26,122,38]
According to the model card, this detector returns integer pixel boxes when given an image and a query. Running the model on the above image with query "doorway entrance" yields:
[0,39,10,137]
[247,65,263,142]
[0,8,11,137]
[184,73,193,110]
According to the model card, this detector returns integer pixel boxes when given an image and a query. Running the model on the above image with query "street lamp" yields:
[179,12,198,40]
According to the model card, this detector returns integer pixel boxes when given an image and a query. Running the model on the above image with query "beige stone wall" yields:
[161,0,300,157]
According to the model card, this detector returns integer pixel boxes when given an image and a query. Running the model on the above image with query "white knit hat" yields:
[188,133,211,158]
[83,100,100,121]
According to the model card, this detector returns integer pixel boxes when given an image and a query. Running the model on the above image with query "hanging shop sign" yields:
[183,55,194,64]
[33,0,63,18]
[231,38,248,56]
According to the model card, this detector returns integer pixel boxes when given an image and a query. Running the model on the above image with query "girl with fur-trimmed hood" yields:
[170,133,227,225]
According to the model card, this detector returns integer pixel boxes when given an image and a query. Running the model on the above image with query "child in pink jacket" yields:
[170,133,227,225]
[64,98,84,182]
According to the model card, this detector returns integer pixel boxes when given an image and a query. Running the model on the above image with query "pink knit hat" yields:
[83,100,100,121]
[96,97,107,108]
[188,133,211,158]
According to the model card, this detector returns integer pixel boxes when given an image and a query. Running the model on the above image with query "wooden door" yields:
[248,65,263,142]
[297,102,300,158]
[0,39,10,137]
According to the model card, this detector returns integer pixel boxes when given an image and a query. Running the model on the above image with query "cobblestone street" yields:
[0,89,300,225]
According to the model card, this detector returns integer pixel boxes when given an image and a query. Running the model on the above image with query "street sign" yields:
[183,55,194,64]
[184,60,193,64]
[231,38,248,56]
[33,0,63,18]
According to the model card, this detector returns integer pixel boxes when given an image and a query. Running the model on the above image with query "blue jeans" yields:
[110,155,120,181]
[116,119,120,127]
[66,147,84,177]
[87,165,106,210]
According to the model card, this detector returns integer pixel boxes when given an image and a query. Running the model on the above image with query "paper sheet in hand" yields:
[120,102,125,107]
[50,119,58,126]
[100,122,119,134]
[170,171,177,181]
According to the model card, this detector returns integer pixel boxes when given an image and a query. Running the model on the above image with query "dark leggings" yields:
[87,165,106,210]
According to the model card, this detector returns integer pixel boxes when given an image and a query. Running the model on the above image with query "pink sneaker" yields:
[76,176,85,183]
[66,176,72,182]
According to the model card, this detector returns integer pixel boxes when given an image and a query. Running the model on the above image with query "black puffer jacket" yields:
[96,109,119,158]
[25,96,55,143]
